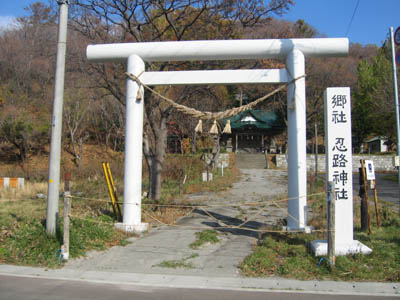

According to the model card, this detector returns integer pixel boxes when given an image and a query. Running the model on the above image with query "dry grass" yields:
[0,150,240,227]
[0,182,50,230]
[142,207,192,225]
[0,182,49,222]
[142,153,240,224]
[0,181,48,201]
[184,153,239,195]
[0,146,240,226]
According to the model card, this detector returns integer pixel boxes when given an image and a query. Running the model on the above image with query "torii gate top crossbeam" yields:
[87,38,348,63]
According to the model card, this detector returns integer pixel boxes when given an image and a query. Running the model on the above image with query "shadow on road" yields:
[194,209,274,238]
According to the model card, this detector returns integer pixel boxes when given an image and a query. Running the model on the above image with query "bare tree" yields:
[63,93,90,169]
[66,0,295,201]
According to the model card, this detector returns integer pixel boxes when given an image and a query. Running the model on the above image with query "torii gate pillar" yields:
[286,49,308,230]
[115,55,149,233]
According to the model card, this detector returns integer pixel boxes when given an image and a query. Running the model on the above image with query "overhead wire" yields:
[345,0,360,37]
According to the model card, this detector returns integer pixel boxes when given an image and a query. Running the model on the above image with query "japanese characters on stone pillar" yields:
[311,87,372,256]
[326,88,353,243]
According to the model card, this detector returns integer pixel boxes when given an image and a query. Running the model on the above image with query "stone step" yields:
[235,154,267,169]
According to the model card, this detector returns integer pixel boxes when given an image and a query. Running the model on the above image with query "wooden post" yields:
[314,123,318,176]
[265,151,269,169]
[313,124,318,208]
[327,181,336,265]
[179,169,184,195]
[63,172,71,261]
[372,180,381,227]
[235,134,238,152]
[64,171,71,192]
[261,134,264,152]
[360,160,372,234]
[358,167,368,231]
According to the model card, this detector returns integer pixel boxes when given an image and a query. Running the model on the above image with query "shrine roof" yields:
[224,109,283,130]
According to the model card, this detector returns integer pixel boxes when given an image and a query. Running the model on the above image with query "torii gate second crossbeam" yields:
[86,38,349,233]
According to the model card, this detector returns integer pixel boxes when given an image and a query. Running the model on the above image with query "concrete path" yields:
[65,167,289,277]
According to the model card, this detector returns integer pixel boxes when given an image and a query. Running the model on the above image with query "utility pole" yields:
[46,0,69,234]
[389,27,400,214]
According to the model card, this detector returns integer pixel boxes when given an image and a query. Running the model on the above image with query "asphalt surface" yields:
[353,172,400,210]
[370,173,400,207]
[0,274,398,300]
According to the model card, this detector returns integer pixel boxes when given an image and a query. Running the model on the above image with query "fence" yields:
[276,154,396,172]
[0,177,24,189]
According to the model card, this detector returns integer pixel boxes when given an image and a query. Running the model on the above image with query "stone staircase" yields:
[235,153,278,169]
[235,153,267,169]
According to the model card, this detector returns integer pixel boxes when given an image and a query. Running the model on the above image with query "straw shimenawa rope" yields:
[126,72,305,120]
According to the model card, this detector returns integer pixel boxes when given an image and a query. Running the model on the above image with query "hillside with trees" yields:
[0,0,396,200]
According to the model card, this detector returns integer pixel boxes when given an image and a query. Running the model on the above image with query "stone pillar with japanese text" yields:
[311,87,372,256]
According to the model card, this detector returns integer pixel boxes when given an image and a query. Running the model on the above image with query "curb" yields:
[0,265,398,296]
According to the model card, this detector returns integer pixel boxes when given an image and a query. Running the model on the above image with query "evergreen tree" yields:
[353,45,398,151]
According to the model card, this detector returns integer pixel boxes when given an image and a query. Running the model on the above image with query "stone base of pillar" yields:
[311,240,372,256]
[115,222,149,234]
[62,252,69,261]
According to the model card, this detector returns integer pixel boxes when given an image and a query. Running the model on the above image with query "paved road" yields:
[1,275,396,300]
[374,173,400,206]
[353,173,400,209]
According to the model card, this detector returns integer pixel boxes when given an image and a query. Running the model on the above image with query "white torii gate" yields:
[87,38,349,233]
